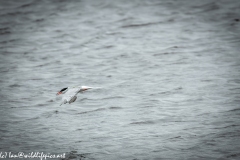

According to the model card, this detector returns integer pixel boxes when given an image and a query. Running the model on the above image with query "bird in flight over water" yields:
[56,86,94,106]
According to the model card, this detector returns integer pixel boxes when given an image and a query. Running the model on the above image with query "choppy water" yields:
[0,0,240,159]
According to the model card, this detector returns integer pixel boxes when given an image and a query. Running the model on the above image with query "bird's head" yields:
[56,87,68,95]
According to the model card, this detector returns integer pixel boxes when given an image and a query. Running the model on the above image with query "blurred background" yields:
[0,0,240,159]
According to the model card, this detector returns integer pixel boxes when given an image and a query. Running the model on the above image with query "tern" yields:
[56,86,94,106]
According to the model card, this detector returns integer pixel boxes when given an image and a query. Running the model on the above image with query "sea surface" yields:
[0,0,240,160]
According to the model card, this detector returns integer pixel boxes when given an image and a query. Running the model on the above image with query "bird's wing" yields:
[61,87,81,103]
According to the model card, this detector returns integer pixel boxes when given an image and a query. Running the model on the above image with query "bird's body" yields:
[56,86,93,106]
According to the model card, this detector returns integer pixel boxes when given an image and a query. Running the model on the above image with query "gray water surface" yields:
[0,0,240,159]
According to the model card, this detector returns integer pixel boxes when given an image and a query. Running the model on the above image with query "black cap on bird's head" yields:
[57,87,68,95]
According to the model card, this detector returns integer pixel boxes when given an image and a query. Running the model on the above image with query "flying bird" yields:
[56,86,94,106]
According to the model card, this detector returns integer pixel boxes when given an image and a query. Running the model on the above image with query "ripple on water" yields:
[130,120,155,125]
[77,108,106,115]
[108,106,122,110]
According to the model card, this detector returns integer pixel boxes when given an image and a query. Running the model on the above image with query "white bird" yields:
[56,86,94,106]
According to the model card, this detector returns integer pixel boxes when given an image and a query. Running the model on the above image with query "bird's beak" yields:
[56,92,62,95]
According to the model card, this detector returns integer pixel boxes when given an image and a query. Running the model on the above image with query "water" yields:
[0,0,240,159]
